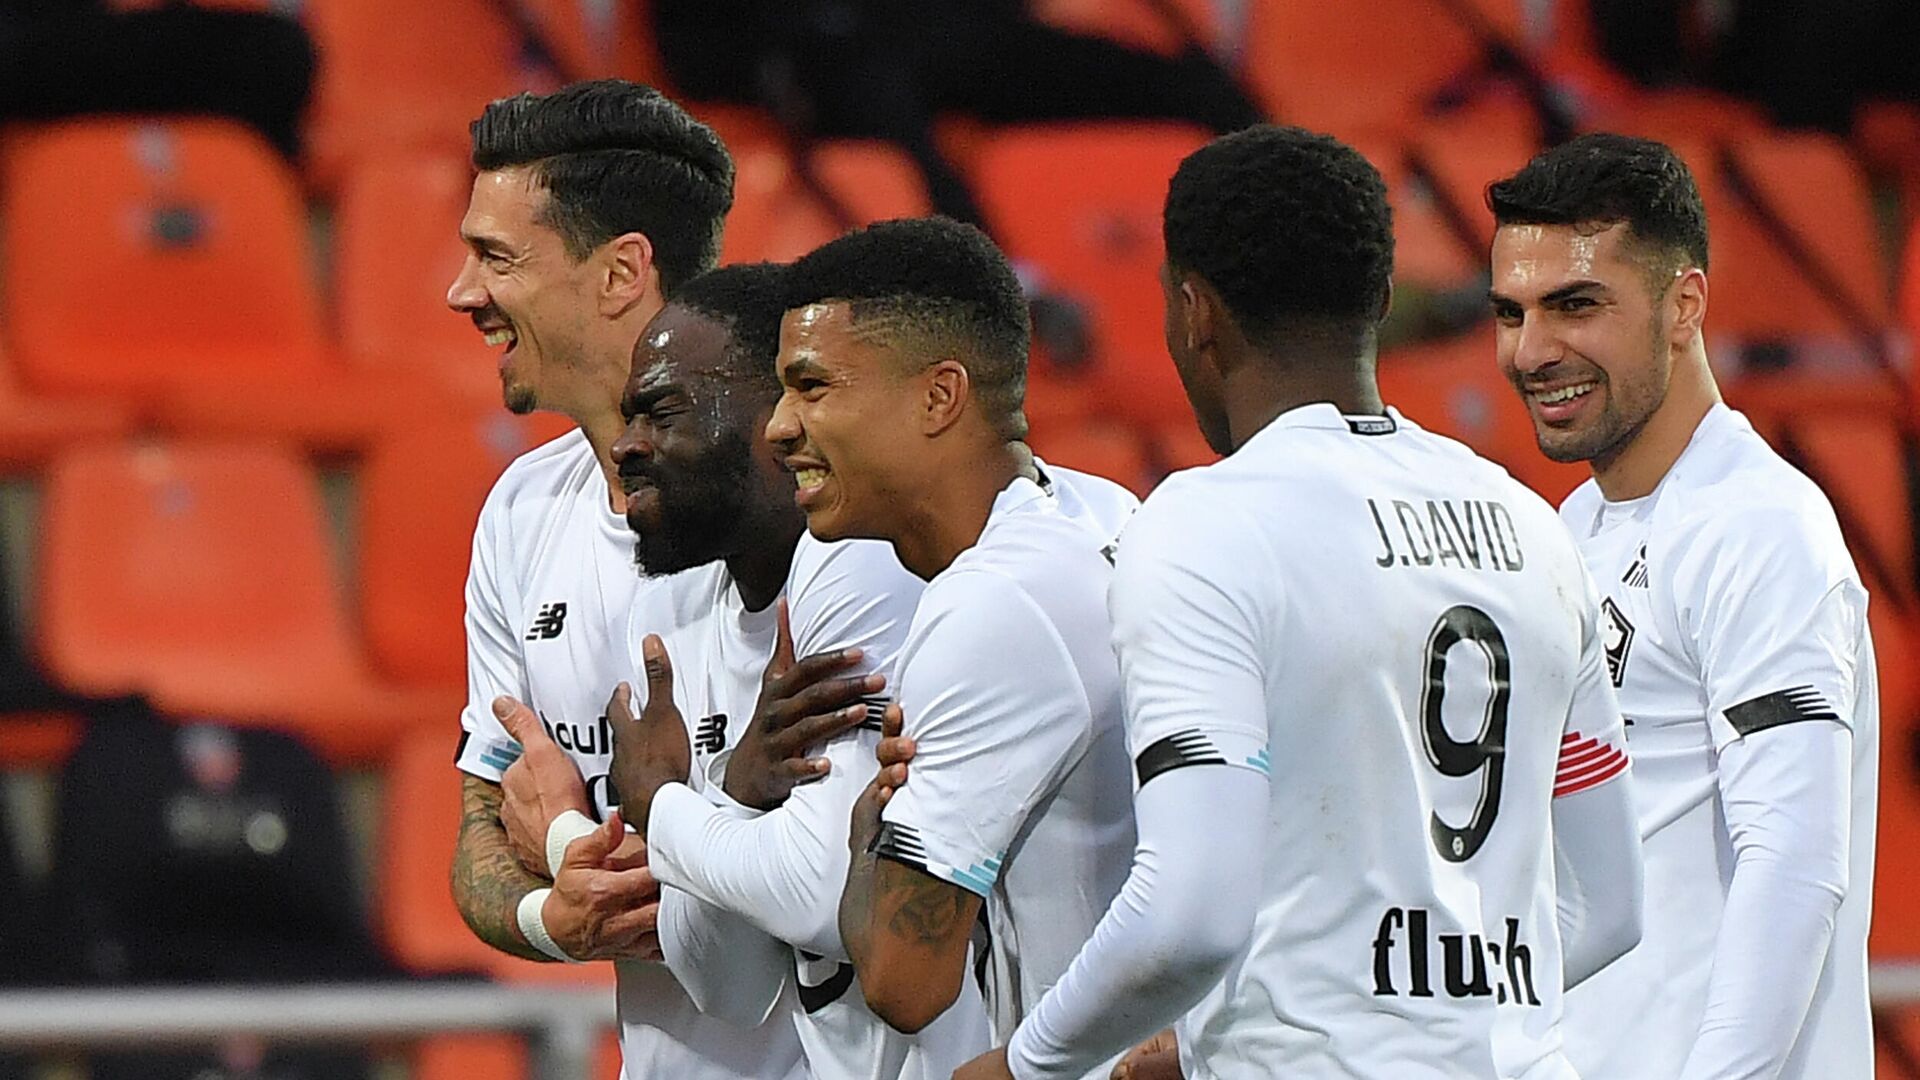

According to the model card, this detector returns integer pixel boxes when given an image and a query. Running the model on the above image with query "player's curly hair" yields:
[1487,133,1709,276]
[1164,125,1395,348]
[471,80,734,296]
[786,217,1030,441]
[672,262,789,393]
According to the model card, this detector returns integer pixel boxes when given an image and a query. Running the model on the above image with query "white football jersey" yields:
[1114,404,1625,1080]
[876,475,1138,1064]
[1557,404,1877,1079]
[456,429,804,1080]
[647,465,1139,1080]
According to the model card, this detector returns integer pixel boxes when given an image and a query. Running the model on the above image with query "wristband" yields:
[516,888,580,963]
[546,809,599,879]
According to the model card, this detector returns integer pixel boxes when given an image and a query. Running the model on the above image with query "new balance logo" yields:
[693,713,728,755]
[525,602,568,641]
[1621,544,1650,588]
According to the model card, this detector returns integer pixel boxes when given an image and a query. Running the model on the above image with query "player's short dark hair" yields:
[672,262,790,392]
[786,217,1030,441]
[1487,133,1709,278]
[470,79,734,296]
[1164,125,1395,347]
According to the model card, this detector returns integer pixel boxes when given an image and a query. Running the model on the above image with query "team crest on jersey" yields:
[1599,596,1634,687]
[525,602,568,641]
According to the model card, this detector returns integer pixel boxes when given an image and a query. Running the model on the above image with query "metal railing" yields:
[0,983,615,1079]
[2,966,1920,1079]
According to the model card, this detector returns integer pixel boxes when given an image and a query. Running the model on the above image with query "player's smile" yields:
[1519,372,1605,429]
[783,454,832,511]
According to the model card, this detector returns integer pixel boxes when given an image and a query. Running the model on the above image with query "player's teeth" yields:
[796,468,828,487]
[1538,383,1594,404]
[483,328,516,347]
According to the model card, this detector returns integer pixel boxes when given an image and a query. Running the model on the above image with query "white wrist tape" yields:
[516,888,580,963]
[546,809,599,879]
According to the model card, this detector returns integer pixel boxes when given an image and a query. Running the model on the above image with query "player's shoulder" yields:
[1038,459,1140,540]
[930,480,1112,617]
[1657,407,1850,559]
[478,427,595,521]
[787,532,923,604]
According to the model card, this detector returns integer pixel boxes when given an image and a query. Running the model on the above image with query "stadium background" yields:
[0,0,1916,1077]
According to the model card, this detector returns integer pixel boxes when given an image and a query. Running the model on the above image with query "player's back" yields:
[1134,405,1590,1079]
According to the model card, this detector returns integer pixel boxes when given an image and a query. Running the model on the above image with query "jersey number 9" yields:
[1420,605,1511,863]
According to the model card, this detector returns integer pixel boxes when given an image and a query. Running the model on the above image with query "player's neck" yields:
[575,404,630,514]
[726,516,806,613]
[1222,359,1385,452]
[1591,341,1720,502]
[889,440,1031,580]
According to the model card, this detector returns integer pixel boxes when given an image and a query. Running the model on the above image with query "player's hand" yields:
[607,635,692,839]
[953,1047,1016,1080]
[541,810,663,962]
[724,599,885,810]
[848,703,914,858]
[494,696,592,879]
[1112,1030,1183,1080]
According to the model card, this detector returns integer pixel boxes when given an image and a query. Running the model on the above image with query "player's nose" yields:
[1506,312,1562,375]
[446,253,487,312]
[765,392,801,450]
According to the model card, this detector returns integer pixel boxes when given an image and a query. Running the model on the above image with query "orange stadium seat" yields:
[359,412,574,689]
[1408,123,1543,256]
[1688,135,1892,348]
[335,154,504,406]
[303,0,546,189]
[0,118,432,450]
[1241,0,1525,141]
[517,0,664,86]
[970,122,1210,428]
[1030,0,1224,55]
[1028,418,1154,496]
[34,441,454,761]
[1376,330,1589,504]
[2,118,328,396]
[380,727,618,988]
[1350,136,1484,291]
[720,141,935,265]
[1583,87,1773,148]
[0,357,135,472]
[1870,599,1920,959]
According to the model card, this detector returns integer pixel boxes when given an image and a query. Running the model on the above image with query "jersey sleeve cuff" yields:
[454,732,520,783]
[869,819,1002,899]
[1133,727,1271,788]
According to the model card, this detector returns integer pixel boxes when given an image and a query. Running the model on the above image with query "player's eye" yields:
[1559,296,1597,313]
[1490,300,1522,323]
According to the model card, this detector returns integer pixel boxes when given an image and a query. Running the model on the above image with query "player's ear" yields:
[1669,266,1707,343]
[599,230,658,318]
[1180,277,1215,356]
[921,358,970,437]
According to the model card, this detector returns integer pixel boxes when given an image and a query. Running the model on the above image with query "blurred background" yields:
[0,0,1915,1077]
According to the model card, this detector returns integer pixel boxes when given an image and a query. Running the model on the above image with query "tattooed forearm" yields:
[450,773,554,963]
[881,862,974,944]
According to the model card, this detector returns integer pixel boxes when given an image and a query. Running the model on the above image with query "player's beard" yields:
[1533,320,1669,466]
[626,429,759,577]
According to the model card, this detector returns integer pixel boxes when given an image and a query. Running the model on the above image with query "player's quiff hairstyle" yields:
[1487,133,1709,281]
[1164,125,1395,348]
[471,79,735,296]
[671,262,790,394]
[785,217,1030,441]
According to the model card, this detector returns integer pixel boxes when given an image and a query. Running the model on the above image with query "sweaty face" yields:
[612,305,789,576]
[765,302,924,543]
[445,167,599,415]
[1489,223,1674,467]
[1160,264,1232,455]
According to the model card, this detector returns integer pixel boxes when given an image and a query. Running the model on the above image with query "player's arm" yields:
[1550,570,1643,988]
[991,503,1269,1080]
[1674,508,1865,1080]
[656,884,792,1025]
[644,541,924,956]
[449,504,551,961]
[837,573,1085,1035]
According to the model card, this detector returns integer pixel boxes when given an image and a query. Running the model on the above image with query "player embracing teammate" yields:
[442,77,1874,1080]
